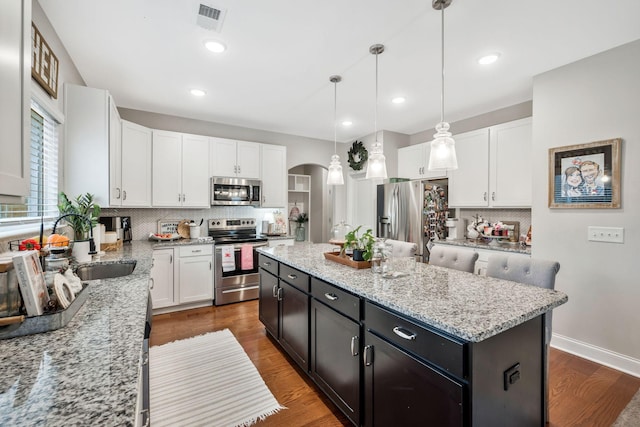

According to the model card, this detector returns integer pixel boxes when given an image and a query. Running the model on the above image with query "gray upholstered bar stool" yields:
[486,254,560,423]
[428,245,478,273]
[385,239,418,258]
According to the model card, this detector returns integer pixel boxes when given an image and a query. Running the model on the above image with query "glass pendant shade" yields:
[327,154,344,185]
[428,122,458,171]
[365,141,388,179]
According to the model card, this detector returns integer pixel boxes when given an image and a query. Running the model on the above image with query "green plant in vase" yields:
[294,213,308,241]
[57,192,101,241]
[343,225,375,261]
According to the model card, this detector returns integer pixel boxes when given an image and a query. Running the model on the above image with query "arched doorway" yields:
[287,164,334,243]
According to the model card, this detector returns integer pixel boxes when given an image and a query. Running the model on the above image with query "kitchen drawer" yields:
[258,254,278,276]
[179,244,213,257]
[311,277,360,322]
[279,264,309,293]
[364,302,466,379]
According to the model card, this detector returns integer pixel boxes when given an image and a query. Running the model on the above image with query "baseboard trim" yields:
[551,333,640,378]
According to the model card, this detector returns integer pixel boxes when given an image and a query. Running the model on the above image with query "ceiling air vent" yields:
[197,4,227,32]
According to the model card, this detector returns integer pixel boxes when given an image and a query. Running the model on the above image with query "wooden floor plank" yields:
[150,301,640,426]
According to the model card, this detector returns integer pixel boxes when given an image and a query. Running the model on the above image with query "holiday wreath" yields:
[347,140,368,171]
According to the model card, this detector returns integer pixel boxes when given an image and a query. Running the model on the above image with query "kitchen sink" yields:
[75,260,137,281]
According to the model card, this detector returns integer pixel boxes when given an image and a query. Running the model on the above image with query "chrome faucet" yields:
[52,213,97,255]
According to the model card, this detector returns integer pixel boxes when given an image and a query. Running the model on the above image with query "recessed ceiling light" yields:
[342,120,353,127]
[190,89,206,97]
[392,97,406,104]
[204,40,226,53]
[478,53,501,65]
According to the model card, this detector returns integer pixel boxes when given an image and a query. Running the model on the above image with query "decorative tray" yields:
[324,251,371,269]
[148,233,182,241]
[0,282,89,340]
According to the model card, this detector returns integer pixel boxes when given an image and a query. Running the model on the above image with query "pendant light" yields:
[365,43,388,179]
[428,0,458,171]
[327,75,345,185]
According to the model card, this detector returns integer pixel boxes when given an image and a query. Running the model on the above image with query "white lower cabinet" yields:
[150,245,214,312]
[150,248,175,308]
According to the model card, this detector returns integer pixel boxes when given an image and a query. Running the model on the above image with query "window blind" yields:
[0,99,59,222]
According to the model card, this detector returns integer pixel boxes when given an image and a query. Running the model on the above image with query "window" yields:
[0,99,59,223]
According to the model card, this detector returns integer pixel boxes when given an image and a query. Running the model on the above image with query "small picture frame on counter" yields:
[548,138,621,209]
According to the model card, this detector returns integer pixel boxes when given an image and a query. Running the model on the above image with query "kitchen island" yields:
[0,241,157,426]
[257,243,568,426]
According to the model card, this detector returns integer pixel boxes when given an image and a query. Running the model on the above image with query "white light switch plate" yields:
[587,226,624,243]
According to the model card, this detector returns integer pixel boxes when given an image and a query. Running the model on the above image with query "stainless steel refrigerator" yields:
[376,179,449,262]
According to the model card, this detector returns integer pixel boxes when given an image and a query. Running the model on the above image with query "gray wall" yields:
[532,39,640,375]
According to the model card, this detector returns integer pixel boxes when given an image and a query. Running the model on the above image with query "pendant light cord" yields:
[334,80,338,154]
[375,50,379,142]
[440,3,445,124]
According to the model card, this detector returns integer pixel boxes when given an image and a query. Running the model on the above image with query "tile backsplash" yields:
[457,208,531,240]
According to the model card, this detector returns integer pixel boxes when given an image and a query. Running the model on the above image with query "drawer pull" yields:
[324,293,338,301]
[263,261,272,267]
[363,345,373,366]
[272,284,278,298]
[287,274,297,280]
[393,326,417,341]
[350,336,359,356]
[192,249,202,253]
[148,278,154,290]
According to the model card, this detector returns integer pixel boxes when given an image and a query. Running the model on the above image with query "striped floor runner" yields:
[150,329,285,427]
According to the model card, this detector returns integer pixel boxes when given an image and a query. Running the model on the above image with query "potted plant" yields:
[343,225,375,261]
[57,192,101,242]
[294,213,308,241]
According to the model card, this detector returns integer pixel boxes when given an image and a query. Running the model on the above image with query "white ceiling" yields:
[39,0,640,143]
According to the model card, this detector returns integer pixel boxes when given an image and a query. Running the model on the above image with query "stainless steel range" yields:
[209,218,268,305]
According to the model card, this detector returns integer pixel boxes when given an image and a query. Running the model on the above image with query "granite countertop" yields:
[258,243,567,343]
[0,240,164,426]
[435,238,532,255]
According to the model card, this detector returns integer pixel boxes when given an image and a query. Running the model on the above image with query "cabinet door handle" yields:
[237,165,241,174]
[492,191,496,201]
[393,326,417,341]
[148,278,154,290]
[324,293,338,301]
[277,287,283,301]
[116,188,121,199]
[209,261,212,270]
[141,409,150,427]
[170,255,173,264]
[483,192,487,201]
[123,190,127,200]
[178,194,181,202]
[363,345,373,366]
[287,274,297,280]
[272,284,278,298]
[350,336,359,356]
[182,194,186,202]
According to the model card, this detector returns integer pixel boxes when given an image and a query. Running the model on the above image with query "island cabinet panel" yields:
[258,268,279,338]
[310,278,361,426]
[363,331,465,427]
[278,267,310,371]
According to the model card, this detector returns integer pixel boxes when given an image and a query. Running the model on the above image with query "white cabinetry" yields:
[117,120,152,206]
[150,248,175,309]
[397,143,448,180]
[0,0,30,200]
[210,137,260,179]
[261,144,287,208]
[448,118,532,208]
[150,245,214,313]
[152,130,209,207]
[178,245,214,304]
[65,84,152,207]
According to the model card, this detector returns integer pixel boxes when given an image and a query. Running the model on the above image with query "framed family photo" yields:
[548,138,621,208]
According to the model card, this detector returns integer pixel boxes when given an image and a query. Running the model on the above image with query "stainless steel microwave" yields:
[210,177,261,207]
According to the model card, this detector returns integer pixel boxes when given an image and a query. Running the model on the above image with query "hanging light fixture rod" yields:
[329,75,342,152]
[369,44,384,142]
[366,43,388,179]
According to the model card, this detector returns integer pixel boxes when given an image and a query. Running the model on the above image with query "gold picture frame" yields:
[31,23,59,99]
[548,138,621,208]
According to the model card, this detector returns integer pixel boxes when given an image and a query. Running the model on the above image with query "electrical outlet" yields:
[587,226,624,243]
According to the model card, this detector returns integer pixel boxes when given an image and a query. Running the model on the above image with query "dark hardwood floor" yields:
[150,300,640,426]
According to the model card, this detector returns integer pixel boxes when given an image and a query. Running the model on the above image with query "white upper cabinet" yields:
[448,118,532,208]
[152,130,210,208]
[210,137,260,179]
[0,0,30,200]
[119,120,152,207]
[397,142,448,180]
[261,144,287,208]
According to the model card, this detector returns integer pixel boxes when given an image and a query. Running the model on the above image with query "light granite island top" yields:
[0,240,189,426]
[258,243,567,342]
